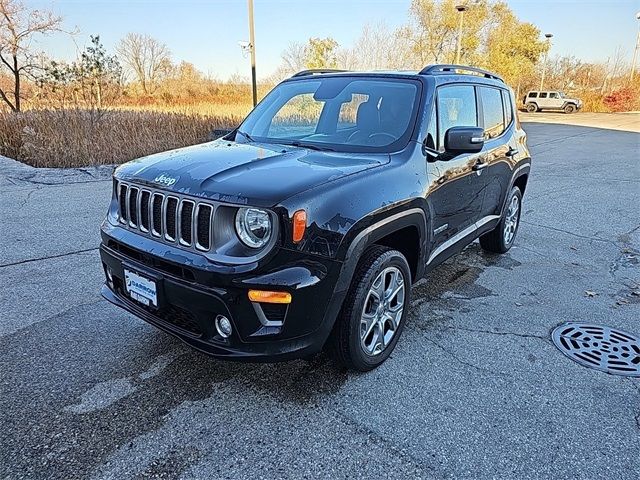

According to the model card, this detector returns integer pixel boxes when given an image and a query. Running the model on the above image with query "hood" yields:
[115,140,388,207]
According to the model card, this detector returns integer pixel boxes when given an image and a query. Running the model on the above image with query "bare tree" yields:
[338,22,412,71]
[0,0,62,111]
[116,33,171,95]
[604,47,629,92]
[544,55,583,91]
[280,42,306,74]
[273,39,336,81]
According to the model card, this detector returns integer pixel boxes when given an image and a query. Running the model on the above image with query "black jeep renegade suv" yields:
[100,65,531,371]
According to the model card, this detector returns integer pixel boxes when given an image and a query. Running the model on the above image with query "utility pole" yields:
[455,5,467,64]
[539,33,553,91]
[631,11,640,80]
[247,0,257,107]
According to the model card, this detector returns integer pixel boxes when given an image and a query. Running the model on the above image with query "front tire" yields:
[564,104,576,114]
[480,187,522,254]
[330,246,411,371]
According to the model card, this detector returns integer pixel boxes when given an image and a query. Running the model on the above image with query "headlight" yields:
[235,207,272,248]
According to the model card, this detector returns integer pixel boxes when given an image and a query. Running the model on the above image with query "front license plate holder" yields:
[123,266,161,308]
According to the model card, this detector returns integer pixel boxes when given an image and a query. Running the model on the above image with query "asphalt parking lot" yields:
[1,113,639,479]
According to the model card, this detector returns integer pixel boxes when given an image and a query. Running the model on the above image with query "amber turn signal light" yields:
[248,290,292,304]
[292,209,307,243]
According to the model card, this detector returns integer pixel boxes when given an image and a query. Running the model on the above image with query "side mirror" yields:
[444,126,484,155]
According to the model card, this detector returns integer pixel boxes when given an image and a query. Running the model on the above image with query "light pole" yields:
[631,11,640,80]
[247,0,257,107]
[455,4,467,64]
[539,33,553,91]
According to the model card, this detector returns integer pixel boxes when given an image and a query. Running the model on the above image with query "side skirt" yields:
[424,215,500,273]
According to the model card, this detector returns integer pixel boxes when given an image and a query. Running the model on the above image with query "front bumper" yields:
[99,225,347,362]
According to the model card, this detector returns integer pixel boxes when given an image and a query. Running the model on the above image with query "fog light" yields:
[215,315,233,338]
[105,266,114,287]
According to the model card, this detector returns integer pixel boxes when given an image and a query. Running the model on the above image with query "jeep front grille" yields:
[151,193,163,236]
[128,187,139,227]
[117,182,213,252]
[179,200,194,246]
[119,186,128,223]
[139,191,151,232]
[165,197,178,241]
[196,204,213,250]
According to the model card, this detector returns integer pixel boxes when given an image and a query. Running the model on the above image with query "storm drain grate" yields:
[551,322,640,377]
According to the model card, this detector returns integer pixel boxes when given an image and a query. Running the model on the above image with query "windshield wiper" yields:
[236,130,255,143]
[286,141,335,152]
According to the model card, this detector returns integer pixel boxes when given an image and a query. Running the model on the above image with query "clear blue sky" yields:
[29,0,640,80]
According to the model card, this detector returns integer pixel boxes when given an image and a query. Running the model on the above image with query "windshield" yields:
[237,77,421,153]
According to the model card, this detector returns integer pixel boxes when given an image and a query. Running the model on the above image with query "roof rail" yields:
[291,68,349,77]
[419,64,504,82]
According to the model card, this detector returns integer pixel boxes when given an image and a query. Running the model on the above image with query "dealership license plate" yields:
[124,269,157,307]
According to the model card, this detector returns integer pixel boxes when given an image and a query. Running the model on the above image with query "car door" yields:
[548,92,563,109]
[477,86,513,219]
[426,84,486,254]
[537,91,549,109]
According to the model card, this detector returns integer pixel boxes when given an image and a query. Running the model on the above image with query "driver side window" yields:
[268,93,324,138]
[436,85,478,150]
[337,94,369,130]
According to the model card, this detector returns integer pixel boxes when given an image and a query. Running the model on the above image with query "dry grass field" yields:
[0,108,243,168]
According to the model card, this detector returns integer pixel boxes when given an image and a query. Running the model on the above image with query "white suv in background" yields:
[523,91,582,114]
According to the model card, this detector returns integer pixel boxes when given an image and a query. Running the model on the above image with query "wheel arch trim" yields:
[502,161,531,216]
[336,207,428,292]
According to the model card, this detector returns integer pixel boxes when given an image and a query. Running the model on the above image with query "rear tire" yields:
[330,245,411,372]
[525,102,537,113]
[480,187,523,254]
[564,104,576,114]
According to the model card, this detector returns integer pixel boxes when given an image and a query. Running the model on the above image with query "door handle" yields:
[472,161,488,171]
[506,147,519,157]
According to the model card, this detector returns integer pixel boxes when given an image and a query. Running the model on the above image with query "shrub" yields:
[603,87,640,113]
[576,90,607,113]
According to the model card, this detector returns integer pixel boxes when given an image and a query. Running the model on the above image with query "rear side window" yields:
[529,92,538,98]
[436,85,477,149]
[502,90,513,127]
[539,92,548,99]
[479,87,505,139]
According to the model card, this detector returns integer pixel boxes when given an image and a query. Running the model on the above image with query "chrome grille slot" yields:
[118,184,128,223]
[179,200,195,246]
[139,190,151,232]
[196,204,213,251]
[128,187,139,227]
[151,193,164,237]
[164,197,178,241]
[113,181,275,262]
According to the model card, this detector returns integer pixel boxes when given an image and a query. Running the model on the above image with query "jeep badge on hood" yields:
[154,173,178,186]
